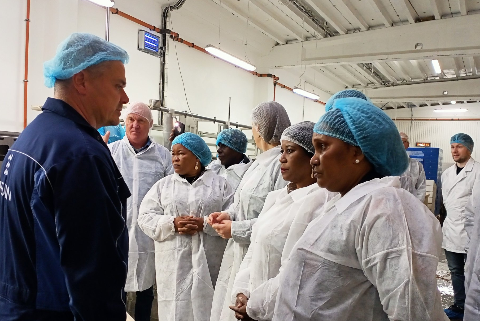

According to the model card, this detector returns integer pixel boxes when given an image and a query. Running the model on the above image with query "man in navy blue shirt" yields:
[0,33,131,320]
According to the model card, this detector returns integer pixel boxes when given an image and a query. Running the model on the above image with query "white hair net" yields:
[399,132,409,141]
[252,101,291,145]
[281,121,315,154]
[124,102,153,128]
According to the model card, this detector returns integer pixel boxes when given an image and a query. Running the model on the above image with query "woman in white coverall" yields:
[138,132,234,321]
[273,97,447,321]
[208,101,291,321]
[229,121,323,320]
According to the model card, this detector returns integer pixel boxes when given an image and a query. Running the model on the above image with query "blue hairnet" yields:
[314,97,408,176]
[172,133,212,167]
[252,101,291,144]
[281,121,315,154]
[451,133,474,152]
[98,124,125,144]
[217,128,248,154]
[325,89,369,111]
[44,33,129,88]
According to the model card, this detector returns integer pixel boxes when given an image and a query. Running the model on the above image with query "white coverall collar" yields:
[255,146,281,166]
[121,135,155,155]
[334,176,401,214]
[171,169,215,187]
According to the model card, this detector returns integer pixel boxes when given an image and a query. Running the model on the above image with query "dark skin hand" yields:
[229,294,255,320]
[173,216,204,235]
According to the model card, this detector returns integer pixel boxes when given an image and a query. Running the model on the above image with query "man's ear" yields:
[71,71,88,95]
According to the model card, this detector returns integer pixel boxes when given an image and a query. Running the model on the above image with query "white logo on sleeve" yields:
[4,154,12,176]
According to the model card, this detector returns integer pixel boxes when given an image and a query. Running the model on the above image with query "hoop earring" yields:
[355,159,360,164]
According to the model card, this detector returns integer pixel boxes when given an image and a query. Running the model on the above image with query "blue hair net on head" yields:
[325,89,369,111]
[451,133,474,152]
[314,97,409,176]
[281,121,315,154]
[216,128,248,154]
[44,33,129,88]
[172,132,212,167]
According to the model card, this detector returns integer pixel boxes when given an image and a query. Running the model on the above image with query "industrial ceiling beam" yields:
[351,64,381,84]
[330,0,369,31]
[279,0,326,38]
[458,0,467,16]
[250,0,305,41]
[453,57,463,77]
[365,78,480,102]
[341,65,368,86]
[429,0,441,20]
[259,14,480,68]
[311,66,351,87]
[399,0,417,23]
[365,0,393,27]
[213,0,286,44]
[373,61,398,83]
[303,0,347,34]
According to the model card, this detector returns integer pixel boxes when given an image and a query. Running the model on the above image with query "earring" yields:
[311,167,314,178]
[195,162,199,170]
[355,159,360,164]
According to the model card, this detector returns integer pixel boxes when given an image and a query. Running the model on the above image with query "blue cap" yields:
[451,133,474,152]
[172,133,212,167]
[314,97,408,176]
[325,89,369,111]
[44,33,129,88]
[216,128,248,154]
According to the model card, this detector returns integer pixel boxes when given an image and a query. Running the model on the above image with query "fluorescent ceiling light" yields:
[85,0,114,7]
[433,108,468,113]
[432,60,442,74]
[293,88,320,100]
[451,101,456,104]
[205,45,256,71]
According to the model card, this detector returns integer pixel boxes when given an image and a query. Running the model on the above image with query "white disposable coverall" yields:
[109,136,173,292]
[138,170,234,321]
[441,157,480,253]
[399,157,426,201]
[210,146,287,321]
[242,186,335,320]
[207,159,252,192]
[273,176,447,321]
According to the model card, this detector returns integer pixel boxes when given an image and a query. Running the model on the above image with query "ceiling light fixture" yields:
[205,45,256,71]
[85,0,115,7]
[433,108,468,113]
[293,88,320,100]
[432,60,442,74]
[451,101,456,104]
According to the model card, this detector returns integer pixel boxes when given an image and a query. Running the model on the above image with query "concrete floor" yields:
[129,252,458,321]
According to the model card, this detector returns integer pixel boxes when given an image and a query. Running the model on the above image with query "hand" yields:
[102,131,110,144]
[188,216,204,233]
[212,220,232,239]
[229,293,254,320]
[174,216,198,235]
[208,212,231,225]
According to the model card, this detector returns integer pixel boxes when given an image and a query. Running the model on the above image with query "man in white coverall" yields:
[108,102,173,321]
[399,132,427,201]
[442,133,480,320]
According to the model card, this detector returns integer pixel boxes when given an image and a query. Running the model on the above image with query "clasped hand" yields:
[229,293,255,320]
[207,212,232,239]
[174,216,204,235]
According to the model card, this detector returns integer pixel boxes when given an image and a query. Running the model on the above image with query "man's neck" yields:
[55,94,97,128]
[129,137,149,150]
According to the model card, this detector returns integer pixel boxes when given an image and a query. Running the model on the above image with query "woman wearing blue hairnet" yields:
[272,97,447,321]
[138,133,234,321]
[208,101,291,321]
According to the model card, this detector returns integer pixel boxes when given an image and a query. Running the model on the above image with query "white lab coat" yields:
[244,186,335,321]
[399,157,426,201]
[207,159,252,192]
[210,146,287,321]
[109,136,173,292]
[273,176,447,321]
[441,157,480,254]
[138,170,234,321]
[464,181,480,320]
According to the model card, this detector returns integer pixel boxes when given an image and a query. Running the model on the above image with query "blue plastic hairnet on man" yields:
[0,33,131,320]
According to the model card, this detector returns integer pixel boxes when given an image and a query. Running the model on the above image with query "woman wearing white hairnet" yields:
[273,97,447,321]
[398,132,427,201]
[138,133,234,321]
[228,122,334,320]
[208,101,291,321]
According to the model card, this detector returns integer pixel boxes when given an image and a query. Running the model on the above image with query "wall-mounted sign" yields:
[416,142,431,147]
